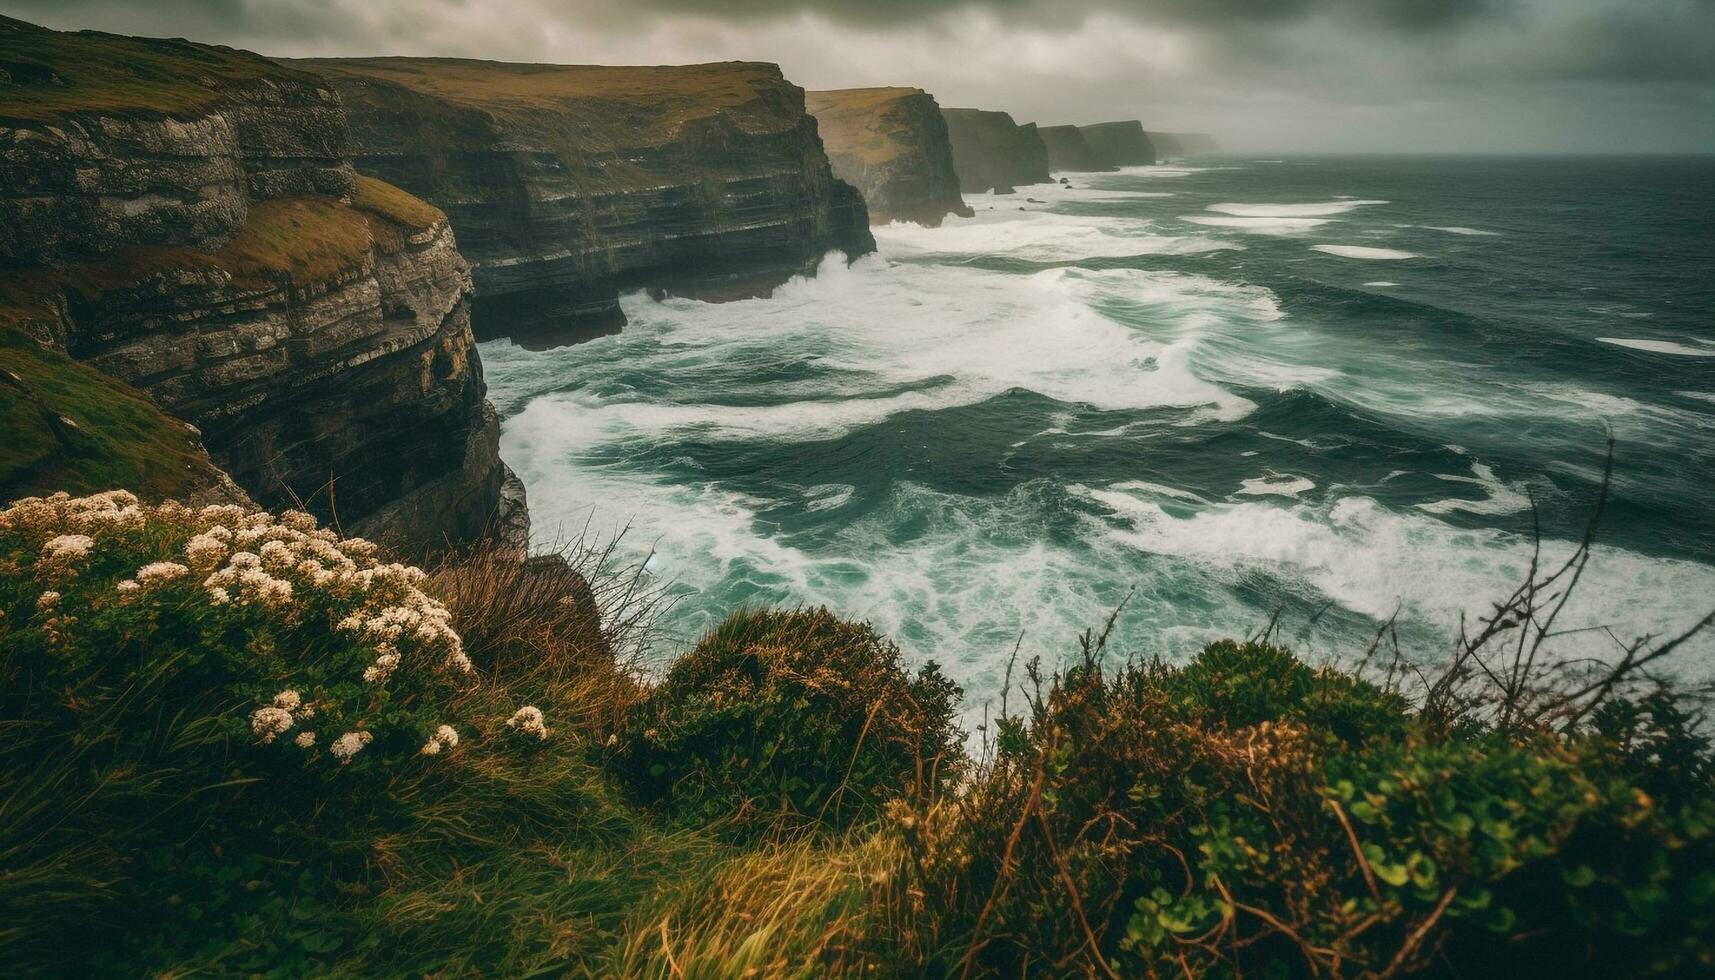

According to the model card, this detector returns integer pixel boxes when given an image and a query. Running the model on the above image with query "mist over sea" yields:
[483,155,1715,710]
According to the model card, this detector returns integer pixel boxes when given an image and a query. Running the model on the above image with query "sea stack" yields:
[1038,124,1115,173]
[940,108,1051,195]
[806,87,973,226]
[1078,120,1157,168]
[298,57,874,348]
[0,17,514,552]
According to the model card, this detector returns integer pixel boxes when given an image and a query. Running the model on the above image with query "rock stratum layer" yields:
[1078,121,1157,168]
[805,87,971,227]
[1037,124,1113,173]
[297,57,875,347]
[1151,132,1220,158]
[0,17,512,552]
[940,108,1050,195]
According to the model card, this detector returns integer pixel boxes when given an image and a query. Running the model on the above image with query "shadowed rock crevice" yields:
[939,107,1050,195]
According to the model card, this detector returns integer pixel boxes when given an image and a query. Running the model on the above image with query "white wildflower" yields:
[280,510,319,532]
[419,724,459,756]
[271,689,301,713]
[36,591,61,610]
[294,731,316,748]
[250,706,295,743]
[184,533,229,569]
[329,730,373,764]
[506,706,550,741]
[362,648,402,684]
[136,561,189,586]
[41,534,94,561]
[116,580,141,595]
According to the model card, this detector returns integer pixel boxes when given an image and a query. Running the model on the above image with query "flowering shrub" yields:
[0,490,474,767]
[0,490,545,971]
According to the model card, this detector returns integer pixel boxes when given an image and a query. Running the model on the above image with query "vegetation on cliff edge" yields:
[0,489,1709,977]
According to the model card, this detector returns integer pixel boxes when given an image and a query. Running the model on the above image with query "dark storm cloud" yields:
[1,0,1711,151]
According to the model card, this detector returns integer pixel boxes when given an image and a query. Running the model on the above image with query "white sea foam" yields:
[1364,282,1399,287]
[1237,475,1316,498]
[875,210,1232,262]
[1207,200,1387,218]
[1425,226,1500,236]
[1312,245,1419,260]
[1416,462,1531,516]
[1677,391,1715,406]
[1079,485,1715,658]
[1181,215,1330,235]
[1596,337,1715,357]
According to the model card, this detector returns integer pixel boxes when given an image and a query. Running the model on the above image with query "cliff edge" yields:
[806,87,972,226]
[1078,120,1157,168]
[940,108,1050,195]
[0,17,514,552]
[1037,124,1114,173]
[298,57,875,348]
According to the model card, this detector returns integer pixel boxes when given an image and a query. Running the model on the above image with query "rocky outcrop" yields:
[0,18,511,552]
[296,57,875,348]
[940,108,1050,195]
[805,87,971,226]
[1151,132,1220,158]
[1037,125,1114,173]
[1078,121,1157,168]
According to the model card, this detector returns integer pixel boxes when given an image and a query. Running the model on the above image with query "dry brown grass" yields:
[806,88,929,168]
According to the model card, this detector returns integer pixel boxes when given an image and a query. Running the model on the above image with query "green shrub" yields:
[620,607,963,832]
[0,490,555,972]
[892,640,1715,978]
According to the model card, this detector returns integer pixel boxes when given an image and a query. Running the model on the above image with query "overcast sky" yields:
[6,0,1714,152]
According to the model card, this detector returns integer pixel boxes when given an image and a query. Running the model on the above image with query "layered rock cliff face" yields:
[1151,132,1220,158]
[940,108,1050,195]
[805,87,971,227]
[1078,121,1157,168]
[1037,124,1113,173]
[296,58,875,347]
[0,18,513,551]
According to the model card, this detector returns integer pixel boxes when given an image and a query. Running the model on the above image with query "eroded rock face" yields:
[296,57,876,347]
[940,108,1051,195]
[806,87,972,227]
[1038,125,1114,173]
[1078,121,1157,168]
[0,18,510,552]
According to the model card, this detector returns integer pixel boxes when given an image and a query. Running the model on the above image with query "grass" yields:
[0,15,322,123]
[0,329,224,501]
[806,88,928,167]
[350,173,446,233]
[2,475,1711,977]
[298,56,791,145]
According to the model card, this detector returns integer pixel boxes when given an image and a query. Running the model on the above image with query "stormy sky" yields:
[6,0,1714,152]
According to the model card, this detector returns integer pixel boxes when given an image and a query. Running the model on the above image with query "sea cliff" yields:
[940,108,1050,195]
[1037,124,1113,173]
[1078,120,1157,167]
[0,17,514,551]
[805,87,971,226]
[298,57,875,348]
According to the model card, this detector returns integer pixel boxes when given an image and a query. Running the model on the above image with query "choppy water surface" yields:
[483,156,1715,707]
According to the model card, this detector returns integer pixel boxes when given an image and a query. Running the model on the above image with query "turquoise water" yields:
[482,156,1715,707]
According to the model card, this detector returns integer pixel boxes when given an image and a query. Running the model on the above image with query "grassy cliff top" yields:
[805,87,926,114]
[0,329,225,500]
[806,88,935,168]
[298,56,796,142]
[0,16,323,123]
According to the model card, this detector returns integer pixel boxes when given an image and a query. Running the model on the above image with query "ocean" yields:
[482,155,1715,710]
